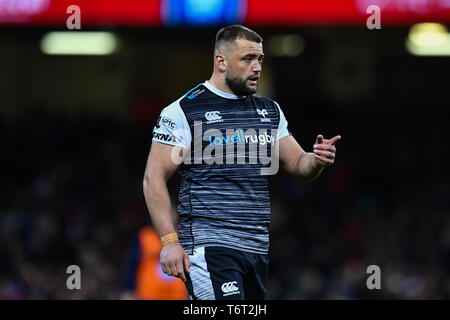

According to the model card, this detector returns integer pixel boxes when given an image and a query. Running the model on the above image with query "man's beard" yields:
[225,74,257,97]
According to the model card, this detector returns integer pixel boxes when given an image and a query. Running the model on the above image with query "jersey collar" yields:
[203,81,247,100]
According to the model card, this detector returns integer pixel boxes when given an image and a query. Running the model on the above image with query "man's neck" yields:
[208,76,234,96]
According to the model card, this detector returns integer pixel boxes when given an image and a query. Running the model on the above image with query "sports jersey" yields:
[152,81,290,254]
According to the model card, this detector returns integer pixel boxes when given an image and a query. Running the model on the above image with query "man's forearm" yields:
[143,176,178,237]
[295,152,324,182]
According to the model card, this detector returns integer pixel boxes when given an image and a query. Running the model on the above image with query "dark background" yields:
[0,26,449,299]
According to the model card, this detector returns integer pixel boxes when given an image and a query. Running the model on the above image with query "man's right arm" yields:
[143,141,190,282]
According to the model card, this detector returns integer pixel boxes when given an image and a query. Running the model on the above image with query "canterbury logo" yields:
[257,109,268,118]
[205,111,222,121]
[221,281,239,294]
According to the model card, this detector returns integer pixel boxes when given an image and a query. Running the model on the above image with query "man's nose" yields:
[252,61,262,72]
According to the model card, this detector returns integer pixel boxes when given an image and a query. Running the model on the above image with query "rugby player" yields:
[143,25,341,300]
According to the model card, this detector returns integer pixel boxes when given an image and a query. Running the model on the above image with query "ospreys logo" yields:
[257,109,271,122]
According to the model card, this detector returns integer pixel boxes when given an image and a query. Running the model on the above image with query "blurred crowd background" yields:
[1,0,450,299]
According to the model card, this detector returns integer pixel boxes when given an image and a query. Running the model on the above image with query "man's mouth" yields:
[247,76,259,86]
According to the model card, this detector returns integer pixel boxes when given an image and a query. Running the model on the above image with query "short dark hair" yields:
[214,25,262,54]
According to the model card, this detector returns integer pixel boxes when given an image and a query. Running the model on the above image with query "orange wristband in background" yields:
[161,232,179,246]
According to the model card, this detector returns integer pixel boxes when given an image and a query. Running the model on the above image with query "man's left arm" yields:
[278,134,341,182]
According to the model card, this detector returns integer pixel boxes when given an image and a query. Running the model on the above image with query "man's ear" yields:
[215,53,227,72]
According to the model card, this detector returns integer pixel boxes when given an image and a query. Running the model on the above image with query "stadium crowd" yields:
[0,98,448,299]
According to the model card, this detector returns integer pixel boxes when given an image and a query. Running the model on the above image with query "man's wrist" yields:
[161,232,179,246]
[311,154,326,170]
[312,155,320,169]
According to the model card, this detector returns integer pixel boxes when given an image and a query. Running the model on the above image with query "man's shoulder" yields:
[252,94,280,110]
[160,96,184,118]
[253,93,277,104]
[162,83,210,113]
[179,83,230,116]
[183,83,208,101]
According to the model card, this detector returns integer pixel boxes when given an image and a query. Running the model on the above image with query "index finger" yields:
[184,253,191,274]
[175,261,186,282]
[327,135,341,145]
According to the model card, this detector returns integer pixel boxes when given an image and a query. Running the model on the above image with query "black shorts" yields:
[184,246,268,300]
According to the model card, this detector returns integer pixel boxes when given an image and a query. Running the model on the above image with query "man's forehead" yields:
[232,39,263,55]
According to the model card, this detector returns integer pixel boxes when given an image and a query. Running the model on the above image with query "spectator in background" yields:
[122,225,188,300]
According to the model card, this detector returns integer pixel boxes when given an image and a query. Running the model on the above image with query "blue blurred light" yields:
[162,0,246,27]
